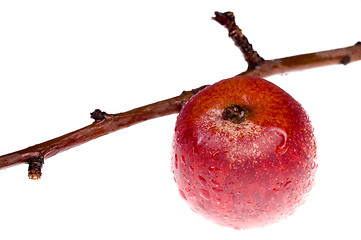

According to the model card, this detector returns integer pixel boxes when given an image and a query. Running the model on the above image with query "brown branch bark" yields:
[0,12,360,178]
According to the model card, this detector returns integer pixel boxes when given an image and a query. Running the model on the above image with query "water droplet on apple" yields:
[198,201,207,211]
[211,179,220,187]
[198,175,207,185]
[199,189,210,200]
[212,187,223,193]
[190,207,199,213]
[208,166,221,175]
[284,180,292,189]
[310,162,317,169]
[181,155,186,164]
[174,154,179,169]
[269,127,288,154]
[179,189,187,200]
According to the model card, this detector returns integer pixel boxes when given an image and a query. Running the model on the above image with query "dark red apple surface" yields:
[172,76,317,229]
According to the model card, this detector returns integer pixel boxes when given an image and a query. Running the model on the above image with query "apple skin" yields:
[172,76,317,229]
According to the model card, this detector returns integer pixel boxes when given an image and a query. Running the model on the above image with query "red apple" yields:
[172,76,317,229]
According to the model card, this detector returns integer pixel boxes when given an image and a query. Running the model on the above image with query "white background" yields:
[1,1,360,239]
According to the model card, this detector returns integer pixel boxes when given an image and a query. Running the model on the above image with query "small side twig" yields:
[213,11,265,70]
[28,157,44,180]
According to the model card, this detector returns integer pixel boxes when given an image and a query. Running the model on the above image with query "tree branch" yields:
[0,86,207,170]
[240,42,361,78]
[0,12,360,179]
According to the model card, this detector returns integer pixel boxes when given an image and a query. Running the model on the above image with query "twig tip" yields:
[28,157,44,180]
[212,11,234,26]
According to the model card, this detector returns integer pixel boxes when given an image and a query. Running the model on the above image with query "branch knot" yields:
[91,109,108,122]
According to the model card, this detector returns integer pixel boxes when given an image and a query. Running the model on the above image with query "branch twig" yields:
[0,12,360,179]
[213,11,265,70]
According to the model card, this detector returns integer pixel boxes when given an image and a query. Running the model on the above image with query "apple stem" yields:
[222,105,246,124]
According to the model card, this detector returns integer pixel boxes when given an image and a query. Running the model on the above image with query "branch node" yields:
[180,85,209,109]
[340,55,351,65]
[91,109,108,122]
[28,157,44,180]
